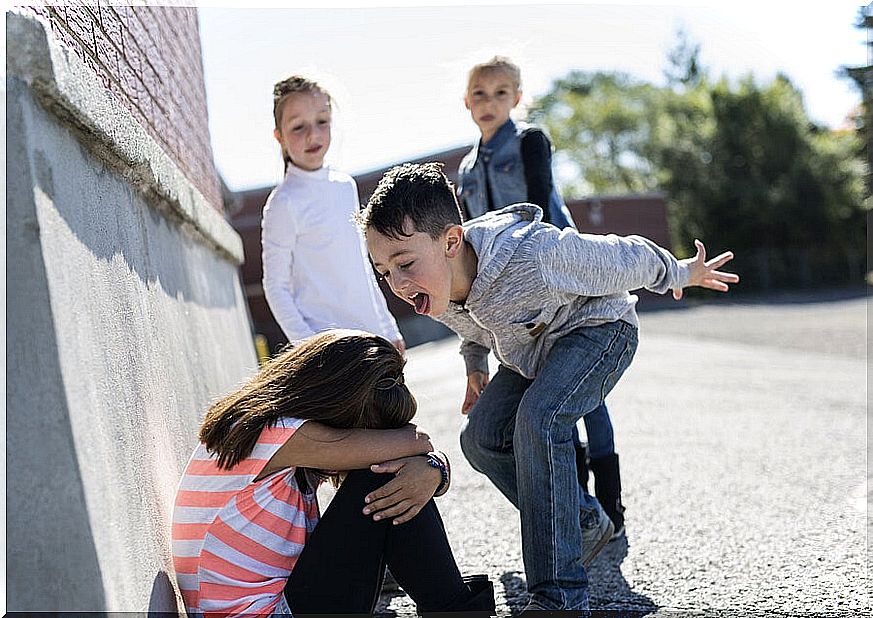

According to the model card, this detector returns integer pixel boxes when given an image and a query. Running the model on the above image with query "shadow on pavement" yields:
[497,537,657,616]
[587,536,656,614]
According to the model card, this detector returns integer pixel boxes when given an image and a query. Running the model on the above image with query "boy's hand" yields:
[674,239,740,300]
[392,339,406,356]
[462,371,489,415]
[363,456,441,524]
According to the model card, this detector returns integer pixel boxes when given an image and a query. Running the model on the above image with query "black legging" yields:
[285,469,469,615]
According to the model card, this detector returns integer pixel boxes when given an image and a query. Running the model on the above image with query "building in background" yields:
[230,147,672,354]
[7,6,256,612]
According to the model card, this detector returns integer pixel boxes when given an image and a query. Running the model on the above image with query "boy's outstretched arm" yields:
[672,239,739,300]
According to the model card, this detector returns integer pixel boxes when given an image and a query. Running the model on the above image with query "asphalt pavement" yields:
[373,288,868,617]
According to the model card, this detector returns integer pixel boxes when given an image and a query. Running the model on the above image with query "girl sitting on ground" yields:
[171,330,494,617]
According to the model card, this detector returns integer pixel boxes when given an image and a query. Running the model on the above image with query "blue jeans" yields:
[575,402,615,459]
[460,321,638,610]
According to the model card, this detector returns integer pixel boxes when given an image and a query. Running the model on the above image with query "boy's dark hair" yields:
[359,162,463,239]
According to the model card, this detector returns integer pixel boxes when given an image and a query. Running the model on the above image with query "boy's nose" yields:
[392,276,408,296]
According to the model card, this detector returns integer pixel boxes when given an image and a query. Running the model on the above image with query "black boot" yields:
[589,452,625,540]
[575,443,590,494]
[418,574,496,617]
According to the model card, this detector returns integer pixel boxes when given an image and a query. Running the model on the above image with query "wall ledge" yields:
[7,10,244,265]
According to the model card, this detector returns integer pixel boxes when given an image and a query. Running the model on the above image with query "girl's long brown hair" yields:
[199,330,415,469]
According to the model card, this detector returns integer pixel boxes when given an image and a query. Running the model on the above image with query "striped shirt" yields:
[171,417,320,617]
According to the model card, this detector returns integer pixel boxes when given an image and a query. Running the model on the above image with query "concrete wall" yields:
[7,11,257,612]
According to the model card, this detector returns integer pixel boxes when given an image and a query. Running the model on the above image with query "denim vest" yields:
[457,119,576,230]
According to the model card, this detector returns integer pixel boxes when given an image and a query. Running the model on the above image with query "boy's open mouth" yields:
[411,292,430,315]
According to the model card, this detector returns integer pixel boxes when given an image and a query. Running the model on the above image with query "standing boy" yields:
[458,55,627,540]
[358,163,737,612]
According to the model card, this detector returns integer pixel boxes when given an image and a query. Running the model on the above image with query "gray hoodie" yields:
[435,203,690,379]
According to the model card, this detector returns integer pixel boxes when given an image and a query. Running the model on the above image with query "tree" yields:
[664,27,705,88]
[532,33,867,288]
[529,71,662,197]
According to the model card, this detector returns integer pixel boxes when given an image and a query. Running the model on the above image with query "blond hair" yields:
[466,56,522,92]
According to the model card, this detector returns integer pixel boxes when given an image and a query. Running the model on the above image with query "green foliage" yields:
[530,71,662,197]
[531,35,867,287]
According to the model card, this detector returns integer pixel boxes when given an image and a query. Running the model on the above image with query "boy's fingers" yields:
[672,288,684,300]
[702,279,730,291]
[705,251,734,268]
[694,239,706,261]
[711,270,740,282]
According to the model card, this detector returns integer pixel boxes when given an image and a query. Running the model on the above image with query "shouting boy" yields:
[359,162,737,613]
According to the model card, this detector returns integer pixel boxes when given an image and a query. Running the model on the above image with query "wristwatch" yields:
[425,451,450,496]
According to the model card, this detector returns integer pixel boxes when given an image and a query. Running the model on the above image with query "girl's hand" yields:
[362,456,441,524]
[674,239,740,300]
[462,371,489,415]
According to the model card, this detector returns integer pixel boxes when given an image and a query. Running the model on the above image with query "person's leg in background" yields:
[581,402,625,539]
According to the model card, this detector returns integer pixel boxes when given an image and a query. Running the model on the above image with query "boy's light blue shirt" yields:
[435,203,690,378]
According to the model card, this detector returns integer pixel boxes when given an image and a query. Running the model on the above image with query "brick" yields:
[31,2,222,211]
[27,4,52,21]
[116,53,141,108]
[91,17,120,72]
[49,20,80,55]
[98,5,125,54]
[61,7,96,55]
[124,7,150,55]
[140,6,163,49]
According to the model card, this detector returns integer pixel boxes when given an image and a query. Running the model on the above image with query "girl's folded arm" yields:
[264,422,433,474]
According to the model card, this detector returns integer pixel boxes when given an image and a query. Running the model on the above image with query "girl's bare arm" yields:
[258,422,433,478]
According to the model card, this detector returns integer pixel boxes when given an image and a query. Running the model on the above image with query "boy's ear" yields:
[444,225,464,258]
[513,89,522,107]
[273,127,283,145]
[463,93,471,110]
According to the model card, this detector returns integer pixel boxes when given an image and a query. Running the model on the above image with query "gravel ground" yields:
[370,288,868,617]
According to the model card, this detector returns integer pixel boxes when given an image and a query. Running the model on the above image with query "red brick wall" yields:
[22,4,223,211]
[568,194,672,248]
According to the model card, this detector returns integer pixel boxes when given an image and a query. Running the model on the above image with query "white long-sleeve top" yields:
[261,163,402,344]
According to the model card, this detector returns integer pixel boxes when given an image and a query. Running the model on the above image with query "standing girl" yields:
[261,76,404,352]
[171,330,494,617]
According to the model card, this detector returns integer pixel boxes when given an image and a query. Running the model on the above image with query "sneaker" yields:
[520,599,589,617]
[580,504,614,567]
[610,522,626,541]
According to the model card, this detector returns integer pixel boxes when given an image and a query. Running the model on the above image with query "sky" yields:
[198,1,867,192]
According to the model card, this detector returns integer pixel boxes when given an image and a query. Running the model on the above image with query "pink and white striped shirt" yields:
[171,417,320,617]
